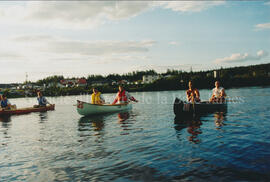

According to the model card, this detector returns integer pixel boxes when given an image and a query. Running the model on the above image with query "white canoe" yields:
[76,100,132,116]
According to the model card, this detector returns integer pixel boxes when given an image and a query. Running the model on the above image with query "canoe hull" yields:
[77,100,132,116]
[174,98,227,117]
[0,105,55,116]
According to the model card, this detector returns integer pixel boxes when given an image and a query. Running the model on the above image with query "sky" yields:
[0,1,269,83]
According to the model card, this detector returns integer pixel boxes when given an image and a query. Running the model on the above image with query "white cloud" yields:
[0,52,23,60]
[0,1,225,29]
[155,1,225,12]
[13,35,155,56]
[0,1,153,29]
[0,34,156,82]
[0,35,156,64]
[169,41,179,46]
[255,22,270,30]
[215,50,269,63]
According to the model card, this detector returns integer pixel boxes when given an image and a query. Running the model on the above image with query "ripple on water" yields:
[1,88,270,181]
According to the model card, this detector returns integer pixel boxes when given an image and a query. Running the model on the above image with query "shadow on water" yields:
[0,116,12,140]
[0,115,11,124]
[171,165,270,181]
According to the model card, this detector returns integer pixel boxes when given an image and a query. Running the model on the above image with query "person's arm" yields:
[100,95,105,104]
[221,88,226,97]
[195,89,200,100]
[112,93,118,105]
[126,92,138,102]
[44,97,51,105]
[186,90,191,102]
[210,89,215,102]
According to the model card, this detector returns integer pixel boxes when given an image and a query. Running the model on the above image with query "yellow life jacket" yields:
[91,92,101,104]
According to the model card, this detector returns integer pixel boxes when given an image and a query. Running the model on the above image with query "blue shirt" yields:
[1,99,10,108]
[37,96,48,106]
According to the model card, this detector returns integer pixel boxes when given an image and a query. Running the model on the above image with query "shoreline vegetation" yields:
[2,63,270,99]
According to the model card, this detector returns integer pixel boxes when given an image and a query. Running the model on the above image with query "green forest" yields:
[37,63,270,96]
[4,63,270,97]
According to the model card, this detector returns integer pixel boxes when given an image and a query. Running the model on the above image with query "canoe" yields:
[77,100,132,116]
[174,98,227,117]
[0,104,55,116]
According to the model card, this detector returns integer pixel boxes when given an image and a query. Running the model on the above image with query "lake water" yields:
[1,87,270,181]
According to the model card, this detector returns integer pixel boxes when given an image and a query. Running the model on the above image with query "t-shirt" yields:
[1,99,10,108]
[212,87,224,97]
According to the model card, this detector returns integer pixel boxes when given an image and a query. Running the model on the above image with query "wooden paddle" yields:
[191,94,196,117]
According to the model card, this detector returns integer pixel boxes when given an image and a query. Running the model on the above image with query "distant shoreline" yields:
[2,63,270,99]
[7,85,270,100]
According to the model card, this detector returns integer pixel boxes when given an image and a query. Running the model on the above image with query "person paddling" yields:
[186,81,200,103]
[36,91,51,107]
[91,88,105,105]
[210,81,226,103]
[0,95,12,110]
[112,85,138,105]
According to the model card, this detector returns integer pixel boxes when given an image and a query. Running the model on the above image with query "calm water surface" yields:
[1,87,270,181]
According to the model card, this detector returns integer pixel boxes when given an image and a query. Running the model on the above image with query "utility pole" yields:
[25,72,28,84]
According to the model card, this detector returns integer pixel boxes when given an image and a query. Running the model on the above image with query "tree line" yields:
[5,63,270,97]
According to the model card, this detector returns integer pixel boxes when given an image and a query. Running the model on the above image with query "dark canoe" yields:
[173,98,227,117]
[0,104,55,116]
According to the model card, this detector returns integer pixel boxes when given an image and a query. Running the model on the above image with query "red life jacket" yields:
[118,90,127,102]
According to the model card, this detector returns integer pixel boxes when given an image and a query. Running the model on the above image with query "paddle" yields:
[191,94,196,118]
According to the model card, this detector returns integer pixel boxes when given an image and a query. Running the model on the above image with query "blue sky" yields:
[0,1,269,83]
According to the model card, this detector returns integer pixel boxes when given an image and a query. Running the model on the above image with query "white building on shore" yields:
[142,75,161,84]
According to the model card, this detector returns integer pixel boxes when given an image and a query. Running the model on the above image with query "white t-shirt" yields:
[212,87,224,97]
[99,94,105,102]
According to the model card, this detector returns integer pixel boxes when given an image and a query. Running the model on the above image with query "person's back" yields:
[1,96,11,109]
[37,96,46,106]
[37,92,50,107]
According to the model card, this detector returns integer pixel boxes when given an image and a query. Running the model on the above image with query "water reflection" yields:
[174,111,227,143]
[77,115,108,164]
[117,112,133,135]
[118,112,130,122]
[0,115,11,124]
[174,117,202,144]
[0,116,11,139]
[214,112,227,128]
[78,115,105,133]
[39,112,48,122]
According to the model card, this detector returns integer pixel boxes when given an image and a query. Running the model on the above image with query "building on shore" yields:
[142,75,161,84]
[59,78,87,88]
[76,78,87,87]
[91,80,109,87]
[214,70,220,79]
